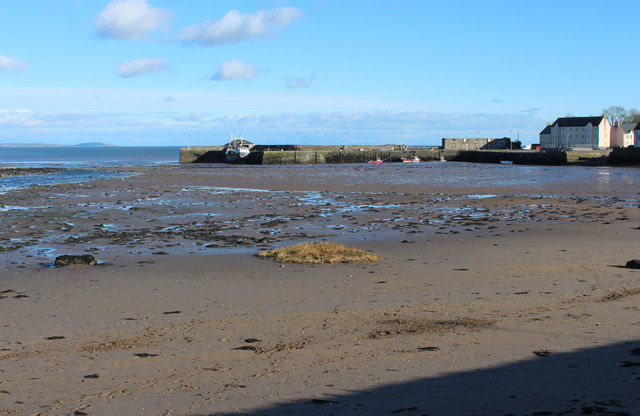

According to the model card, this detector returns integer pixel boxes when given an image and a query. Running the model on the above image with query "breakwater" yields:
[179,146,640,166]
[179,146,442,165]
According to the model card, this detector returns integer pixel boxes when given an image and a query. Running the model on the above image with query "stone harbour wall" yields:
[179,146,640,166]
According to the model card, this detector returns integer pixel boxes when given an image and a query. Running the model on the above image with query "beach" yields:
[1,163,639,415]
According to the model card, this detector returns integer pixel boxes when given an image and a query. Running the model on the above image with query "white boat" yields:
[401,156,421,163]
[225,136,251,162]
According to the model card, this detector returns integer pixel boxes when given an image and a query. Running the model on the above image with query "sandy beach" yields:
[1,163,639,415]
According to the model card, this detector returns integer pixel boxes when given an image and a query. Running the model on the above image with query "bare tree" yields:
[624,108,640,124]
[603,106,627,125]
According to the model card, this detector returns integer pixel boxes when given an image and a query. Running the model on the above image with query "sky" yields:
[1,0,639,147]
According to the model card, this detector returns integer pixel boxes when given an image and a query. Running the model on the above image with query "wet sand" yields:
[1,164,639,415]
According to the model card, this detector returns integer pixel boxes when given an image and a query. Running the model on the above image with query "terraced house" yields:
[539,115,611,149]
[610,121,636,148]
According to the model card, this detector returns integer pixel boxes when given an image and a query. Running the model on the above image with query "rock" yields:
[55,255,98,268]
[625,259,640,269]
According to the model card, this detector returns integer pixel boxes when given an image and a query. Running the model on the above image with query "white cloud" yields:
[286,75,315,89]
[0,106,546,146]
[0,55,27,72]
[0,108,162,135]
[211,60,258,81]
[168,110,543,137]
[0,109,40,126]
[199,110,544,141]
[177,7,301,45]
[115,58,169,78]
[95,0,171,40]
[0,86,547,145]
[172,111,211,123]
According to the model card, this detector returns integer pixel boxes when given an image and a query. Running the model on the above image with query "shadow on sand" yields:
[193,339,640,416]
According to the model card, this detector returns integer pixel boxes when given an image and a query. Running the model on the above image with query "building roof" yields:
[539,125,551,135]
[635,122,640,131]
[621,123,636,133]
[552,116,604,127]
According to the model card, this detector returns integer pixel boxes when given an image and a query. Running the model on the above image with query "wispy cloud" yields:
[0,55,27,72]
[286,75,315,89]
[94,0,171,40]
[520,107,541,114]
[211,60,258,81]
[177,7,301,46]
[0,109,40,126]
[171,111,211,123]
[167,110,544,139]
[0,109,128,129]
[0,107,546,145]
[115,58,169,78]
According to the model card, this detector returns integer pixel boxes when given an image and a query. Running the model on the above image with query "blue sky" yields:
[1,0,638,146]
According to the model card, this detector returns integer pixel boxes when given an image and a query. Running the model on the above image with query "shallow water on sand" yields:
[1,162,639,272]
[290,162,640,193]
[179,162,640,199]
[0,168,128,194]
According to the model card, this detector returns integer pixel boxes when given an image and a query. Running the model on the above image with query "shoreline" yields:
[1,164,639,415]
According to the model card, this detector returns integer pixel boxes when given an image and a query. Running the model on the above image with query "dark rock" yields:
[309,398,340,405]
[232,345,258,351]
[625,259,640,269]
[55,255,97,268]
[620,361,640,367]
[418,346,440,351]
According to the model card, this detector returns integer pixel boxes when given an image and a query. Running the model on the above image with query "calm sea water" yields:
[0,146,180,167]
[0,146,180,194]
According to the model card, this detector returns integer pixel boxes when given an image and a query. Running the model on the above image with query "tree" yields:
[624,108,640,124]
[603,106,627,125]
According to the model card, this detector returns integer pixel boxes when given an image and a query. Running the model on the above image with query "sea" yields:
[0,146,180,194]
[0,146,180,167]
[2,145,640,199]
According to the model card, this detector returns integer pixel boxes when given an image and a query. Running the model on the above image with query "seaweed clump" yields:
[258,242,380,264]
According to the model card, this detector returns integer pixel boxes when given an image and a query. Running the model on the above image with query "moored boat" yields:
[225,136,251,162]
[401,156,421,163]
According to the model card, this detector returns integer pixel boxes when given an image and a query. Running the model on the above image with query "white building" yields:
[540,115,611,149]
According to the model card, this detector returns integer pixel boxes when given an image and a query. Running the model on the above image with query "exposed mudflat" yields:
[1,163,639,415]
